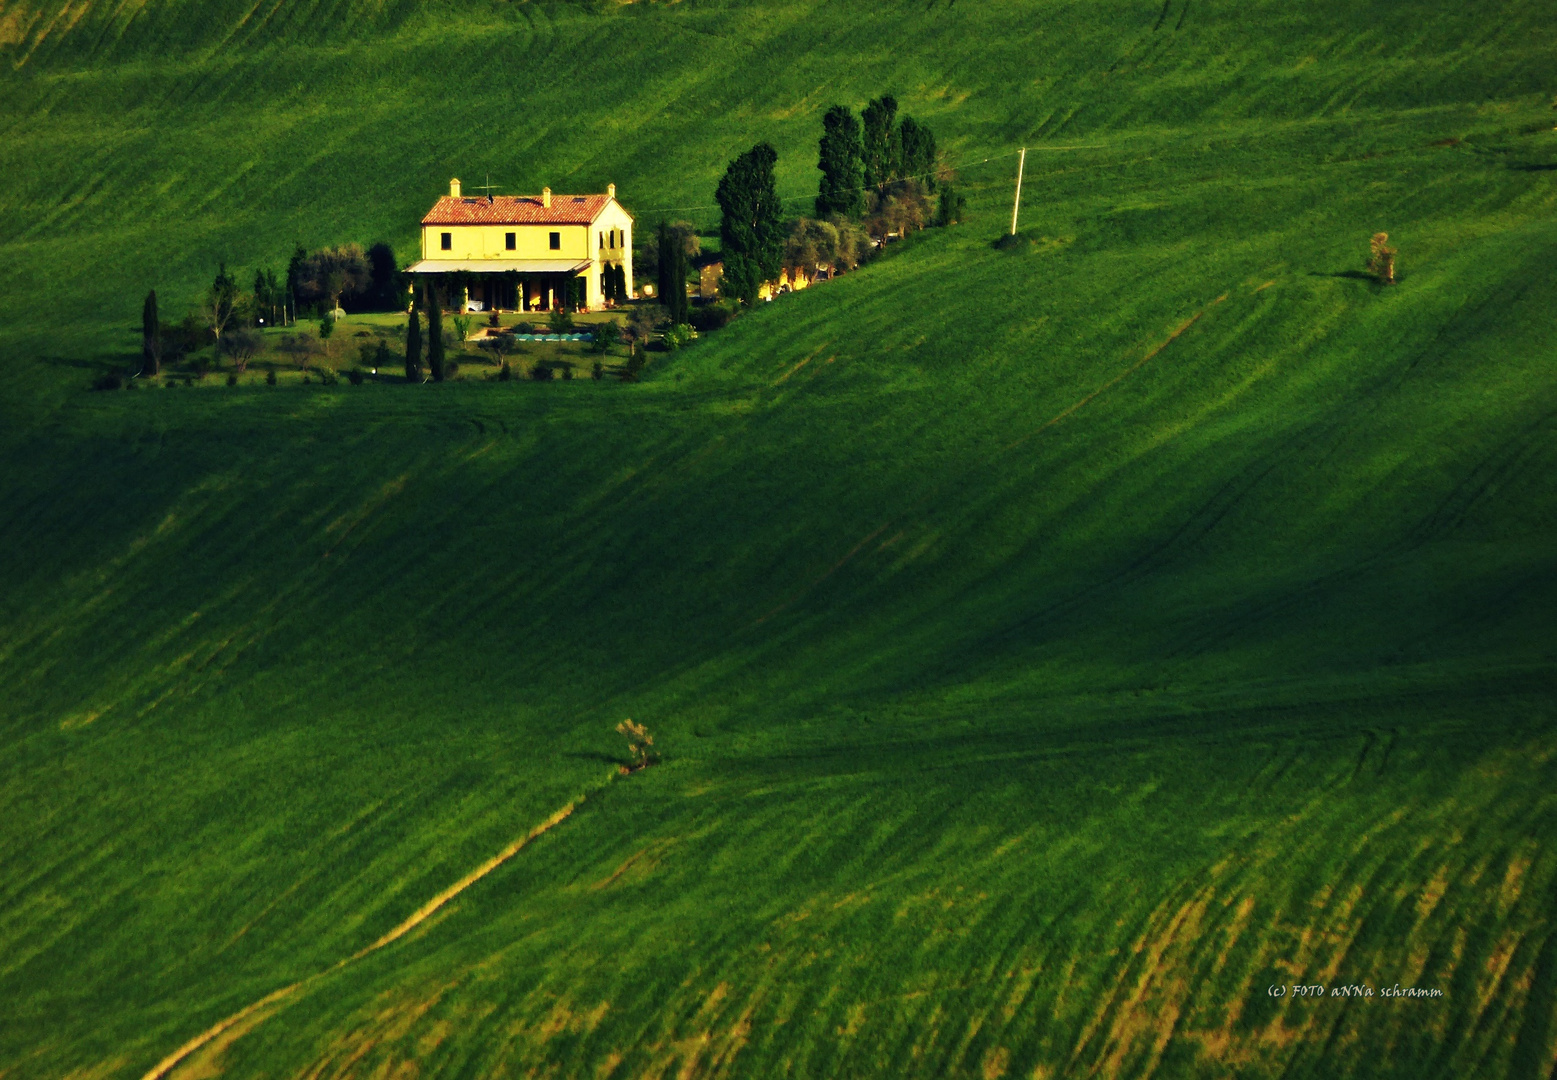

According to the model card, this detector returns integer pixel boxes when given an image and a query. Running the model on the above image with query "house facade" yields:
[406,179,634,312]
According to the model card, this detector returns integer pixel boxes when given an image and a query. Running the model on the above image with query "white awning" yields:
[405,259,592,274]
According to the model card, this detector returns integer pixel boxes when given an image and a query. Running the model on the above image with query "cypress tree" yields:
[716,143,784,306]
[366,242,396,311]
[286,244,307,321]
[426,282,445,382]
[656,220,675,313]
[140,289,160,376]
[669,238,689,325]
[816,105,865,217]
[405,298,423,381]
[861,95,899,192]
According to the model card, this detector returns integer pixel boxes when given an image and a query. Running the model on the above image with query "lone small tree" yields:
[405,298,423,381]
[816,104,865,217]
[426,282,446,382]
[140,289,161,376]
[1367,232,1397,285]
[615,719,659,771]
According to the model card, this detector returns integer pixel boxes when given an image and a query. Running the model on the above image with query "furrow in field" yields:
[139,779,611,1080]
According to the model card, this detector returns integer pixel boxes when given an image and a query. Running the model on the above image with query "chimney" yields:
[542,187,551,209]
[607,183,616,200]
[450,178,461,197]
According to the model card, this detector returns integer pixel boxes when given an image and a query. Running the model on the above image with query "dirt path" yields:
[139,786,604,1080]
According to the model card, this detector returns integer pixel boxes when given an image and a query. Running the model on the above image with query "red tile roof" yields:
[421,194,615,226]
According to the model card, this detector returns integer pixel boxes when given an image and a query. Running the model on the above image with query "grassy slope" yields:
[1,0,1556,1076]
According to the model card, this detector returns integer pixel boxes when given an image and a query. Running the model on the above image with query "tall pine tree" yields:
[426,282,445,382]
[716,143,784,306]
[405,295,423,382]
[668,239,689,325]
[656,220,677,316]
[140,289,160,376]
[816,105,865,217]
[861,95,900,192]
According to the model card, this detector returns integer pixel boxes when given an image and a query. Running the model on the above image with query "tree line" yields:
[708,95,962,307]
[138,242,403,377]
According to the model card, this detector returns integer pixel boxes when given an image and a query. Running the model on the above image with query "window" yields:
[505,232,516,250]
[549,231,560,251]
[440,232,452,251]
[599,231,604,250]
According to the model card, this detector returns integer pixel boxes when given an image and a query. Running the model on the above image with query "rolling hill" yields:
[1,0,1555,1076]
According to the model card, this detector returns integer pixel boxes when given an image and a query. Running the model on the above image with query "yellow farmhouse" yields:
[406,178,634,313]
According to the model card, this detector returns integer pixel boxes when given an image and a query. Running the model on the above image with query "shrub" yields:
[592,361,603,380]
[223,327,261,370]
[690,302,738,333]
[226,372,238,386]
[548,308,575,334]
[498,360,512,381]
[266,369,277,386]
[347,368,365,385]
[561,363,574,380]
[92,372,124,391]
[444,360,459,380]
[451,313,473,343]
[515,321,535,334]
[165,377,177,388]
[318,313,334,342]
[531,363,554,381]
[663,323,697,350]
[319,367,338,386]
[488,309,500,327]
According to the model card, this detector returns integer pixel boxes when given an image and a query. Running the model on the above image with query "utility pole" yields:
[1010,147,1027,236]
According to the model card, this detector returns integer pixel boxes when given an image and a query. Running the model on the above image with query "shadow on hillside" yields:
[563,750,624,766]
[37,352,135,373]
[1511,162,1557,171]
[1308,270,1377,282]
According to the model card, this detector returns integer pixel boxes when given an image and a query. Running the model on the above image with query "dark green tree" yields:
[367,242,398,311]
[426,282,445,382]
[656,221,690,325]
[656,220,677,315]
[405,297,423,381]
[716,142,784,306]
[861,95,900,192]
[937,185,966,225]
[816,105,865,217]
[286,244,307,320]
[140,289,160,376]
[668,238,689,325]
[898,116,937,191]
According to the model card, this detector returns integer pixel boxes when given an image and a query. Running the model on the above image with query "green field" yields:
[2,0,1556,1076]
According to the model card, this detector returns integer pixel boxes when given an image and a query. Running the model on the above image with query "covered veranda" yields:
[405,259,592,313]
